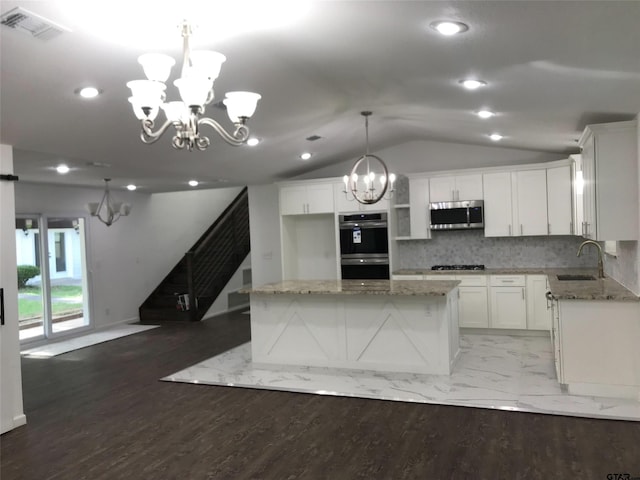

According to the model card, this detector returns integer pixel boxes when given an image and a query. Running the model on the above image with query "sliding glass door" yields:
[15,215,91,342]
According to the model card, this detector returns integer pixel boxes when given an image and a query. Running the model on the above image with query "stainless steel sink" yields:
[556,274,597,281]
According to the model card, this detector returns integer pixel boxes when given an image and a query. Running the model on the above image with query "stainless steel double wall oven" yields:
[339,212,390,279]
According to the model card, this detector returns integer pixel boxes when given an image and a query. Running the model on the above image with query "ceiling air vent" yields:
[0,7,69,41]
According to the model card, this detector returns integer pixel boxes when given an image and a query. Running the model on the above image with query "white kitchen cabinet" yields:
[429,174,483,202]
[408,177,431,239]
[546,164,573,235]
[489,275,527,329]
[483,172,514,237]
[557,299,640,399]
[513,169,548,236]
[425,274,489,328]
[280,182,334,215]
[458,287,489,328]
[525,275,552,330]
[484,170,549,237]
[334,182,389,213]
[578,120,638,240]
[570,155,584,238]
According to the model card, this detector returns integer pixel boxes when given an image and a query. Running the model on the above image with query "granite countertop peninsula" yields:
[245,279,460,296]
[393,268,639,302]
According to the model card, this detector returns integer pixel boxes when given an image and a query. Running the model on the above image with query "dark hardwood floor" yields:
[2,310,639,480]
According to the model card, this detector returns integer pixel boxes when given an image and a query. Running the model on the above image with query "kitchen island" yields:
[247,279,460,375]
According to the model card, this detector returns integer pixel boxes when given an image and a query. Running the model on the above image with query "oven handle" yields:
[339,221,388,229]
[341,257,390,265]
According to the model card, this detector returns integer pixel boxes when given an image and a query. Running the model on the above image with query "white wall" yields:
[0,145,26,434]
[248,184,282,287]
[293,139,565,180]
[15,183,243,329]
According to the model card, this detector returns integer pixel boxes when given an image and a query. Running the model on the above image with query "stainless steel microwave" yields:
[429,200,484,230]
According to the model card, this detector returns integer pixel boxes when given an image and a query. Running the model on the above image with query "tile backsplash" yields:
[397,230,598,269]
[604,241,639,294]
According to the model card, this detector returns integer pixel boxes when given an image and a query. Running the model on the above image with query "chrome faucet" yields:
[577,240,605,279]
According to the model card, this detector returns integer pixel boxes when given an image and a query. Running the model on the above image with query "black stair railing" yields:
[139,187,250,322]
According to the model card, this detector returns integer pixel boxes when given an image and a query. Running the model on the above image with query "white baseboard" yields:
[1,414,27,434]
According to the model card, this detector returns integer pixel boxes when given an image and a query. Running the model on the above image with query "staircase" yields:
[139,187,250,323]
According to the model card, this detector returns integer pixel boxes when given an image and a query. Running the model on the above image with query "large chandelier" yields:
[343,111,395,205]
[87,179,131,227]
[126,21,261,151]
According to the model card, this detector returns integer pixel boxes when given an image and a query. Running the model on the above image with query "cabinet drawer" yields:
[392,274,423,281]
[490,275,526,287]
[456,275,488,287]
[424,275,457,281]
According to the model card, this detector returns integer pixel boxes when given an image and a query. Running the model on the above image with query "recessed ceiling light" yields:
[430,20,469,36]
[246,137,260,146]
[56,164,70,174]
[126,184,137,191]
[477,110,495,119]
[188,180,199,187]
[489,133,503,141]
[77,87,101,98]
[459,79,487,90]
[300,152,312,160]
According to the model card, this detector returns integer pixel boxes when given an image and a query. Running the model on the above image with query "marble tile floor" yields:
[163,334,640,422]
[21,324,160,357]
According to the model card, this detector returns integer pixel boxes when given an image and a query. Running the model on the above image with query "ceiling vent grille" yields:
[0,7,69,41]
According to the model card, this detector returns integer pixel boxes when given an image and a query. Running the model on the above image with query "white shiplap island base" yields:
[247,280,460,375]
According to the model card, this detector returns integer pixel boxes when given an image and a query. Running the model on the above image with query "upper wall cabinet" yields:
[546,164,573,235]
[483,169,549,237]
[429,174,483,203]
[280,182,334,216]
[483,172,514,237]
[333,182,390,213]
[513,169,548,236]
[578,120,638,241]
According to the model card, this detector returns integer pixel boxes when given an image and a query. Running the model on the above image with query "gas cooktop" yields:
[431,264,486,271]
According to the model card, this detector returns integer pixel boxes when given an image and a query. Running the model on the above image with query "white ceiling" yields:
[1,1,639,193]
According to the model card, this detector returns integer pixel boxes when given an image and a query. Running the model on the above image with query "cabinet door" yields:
[526,275,552,330]
[483,172,513,237]
[455,174,483,201]
[280,186,307,215]
[458,286,489,328]
[306,183,334,214]
[546,165,572,235]
[429,176,456,202]
[514,169,548,236]
[580,134,596,238]
[490,287,527,329]
[409,177,430,238]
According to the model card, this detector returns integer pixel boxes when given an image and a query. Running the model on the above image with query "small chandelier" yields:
[127,21,261,151]
[87,179,131,227]
[343,111,396,205]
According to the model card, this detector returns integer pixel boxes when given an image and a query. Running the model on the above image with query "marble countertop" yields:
[393,268,639,301]
[245,279,460,296]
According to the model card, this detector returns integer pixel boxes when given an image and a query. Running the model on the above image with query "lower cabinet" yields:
[526,275,552,330]
[489,275,527,329]
[458,286,489,328]
[423,275,489,328]
[394,273,550,332]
